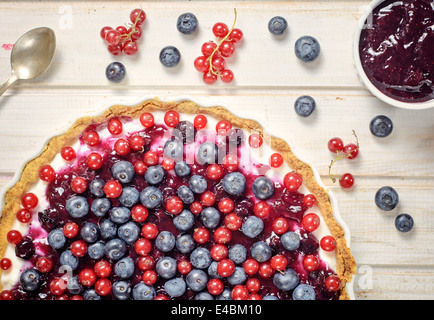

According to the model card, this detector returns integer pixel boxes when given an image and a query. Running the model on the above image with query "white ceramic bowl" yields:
[353,0,434,110]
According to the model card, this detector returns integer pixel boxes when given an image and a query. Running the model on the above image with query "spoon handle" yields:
[0,73,18,97]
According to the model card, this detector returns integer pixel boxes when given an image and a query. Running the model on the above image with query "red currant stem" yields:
[328,130,359,183]
[207,8,237,75]
[121,8,143,43]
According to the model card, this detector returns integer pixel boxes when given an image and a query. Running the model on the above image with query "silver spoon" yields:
[0,27,56,96]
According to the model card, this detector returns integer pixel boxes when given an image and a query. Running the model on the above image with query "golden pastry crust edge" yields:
[0,98,356,299]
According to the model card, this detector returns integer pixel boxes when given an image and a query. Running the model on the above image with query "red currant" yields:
[0,258,11,271]
[246,278,261,293]
[206,164,224,180]
[140,112,154,128]
[207,278,224,295]
[134,238,152,256]
[131,205,148,223]
[134,160,148,175]
[108,118,123,135]
[116,26,128,36]
[328,137,344,153]
[141,223,158,239]
[213,226,232,244]
[50,278,66,296]
[16,209,32,223]
[36,256,54,273]
[339,173,355,189]
[248,134,263,148]
[320,235,337,251]
[95,278,112,296]
[123,40,139,55]
[104,180,122,198]
[190,201,203,215]
[143,150,159,166]
[71,240,87,257]
[223,213,242,231]
[108,43,122,55]
[86,152,103,170]
[272,217,289,235]
[270,255,287,271]
[61,146,76,161]
[142,270,157,285]
[39,165,55,182]
[232,285,249,300]
[303,194,317,207]
[243,258,259,275]
[201,42,217,57]
[130,8,146,25]
[114,138,131,156]
[78,268,97,287]
[194,115,207,129]
[165,196,183,215]
[219,41,235,57]
[194,56,210,73]
[302,213,321,232]
[217,258,235,277]
[129,135,145,151]
[222,153,239,172]
[7,230,22,245]
[100,26,113,40]
[63,221,79,238]
[228,28,243,42]
[177,260,192,275]
[258,262,274,278]
[220,69,234,83]
[253,201,270,219]
[193,227,209,244]
[203,72,218,84]
[94,260,112,278]
[137,255,155,271]
[161,158,175,171]
[325,275,341,292]
[211,55,226,71]
[269,153,284,168]
[210,244,228,261]
[303,254,319,271]
[83,130,100,147]
[200,191,216,207]
[164,110,180,127]
[21,192,38,210]
[218,197,234,214]
[0,290,14,300]
[215,120,232,135]
[105,29,121,46]
[344,143,359,159]
[213,22,229,38]
[283,172,302,192]
[71,177,87,194]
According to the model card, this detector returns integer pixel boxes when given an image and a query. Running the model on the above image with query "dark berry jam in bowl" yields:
[354,0,434,109]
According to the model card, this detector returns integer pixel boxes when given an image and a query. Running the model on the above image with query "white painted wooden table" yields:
[0,0,433,300]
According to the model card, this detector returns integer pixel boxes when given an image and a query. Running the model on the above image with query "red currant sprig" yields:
[328,130,359,188]
[194,9,242,84]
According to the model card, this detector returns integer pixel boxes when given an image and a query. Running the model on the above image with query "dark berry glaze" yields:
[359,0,434,103]
[9,117,338,300]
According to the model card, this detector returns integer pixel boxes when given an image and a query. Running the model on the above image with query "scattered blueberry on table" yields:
[159,45,181,67]
[294,35,321,62]
[268,16,288,35]
[105,62,126,83]
[176,12,198,34]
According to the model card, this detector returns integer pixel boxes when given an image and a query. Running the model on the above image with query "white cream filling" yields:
[1,111,336,290]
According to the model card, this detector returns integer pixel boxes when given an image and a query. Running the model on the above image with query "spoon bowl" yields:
[0,27,56,96]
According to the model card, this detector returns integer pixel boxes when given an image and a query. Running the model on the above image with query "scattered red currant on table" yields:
[194,9,243,84]
[100,8,145,56]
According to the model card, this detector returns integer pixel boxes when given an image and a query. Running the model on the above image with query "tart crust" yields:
[0,98,356,299]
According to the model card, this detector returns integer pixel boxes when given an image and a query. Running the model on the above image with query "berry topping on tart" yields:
[0,99,355,300]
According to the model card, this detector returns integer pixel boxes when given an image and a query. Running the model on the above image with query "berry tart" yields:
[0,98,356,300]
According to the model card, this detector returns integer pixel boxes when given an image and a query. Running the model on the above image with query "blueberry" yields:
[106,62,126,83]
[89,179,105,197]
[109,206,131,224]
[173,209,195,231]
[112,160,135,184]
[207,261,222,279]
[155,231,176,252]
[87,241,105,260]
[104,238,127,260]
[156,256,177,279]
[186,269,208,292]
[294,35,321,62]
[216,288,232,300]
[177,12,198,35]
[66,276,83,295]
[164,137,184,160]
[164,277,187,298]
[118,187,140,208]
[112,280,132,300]
[59,250,79,271]
[159,46,181,67]
[117,221,140,244]
[281,231,300,251]
[176,233,196,253]
[175,161,191,177]
[194,291,214,300]
[47,228,66,250]
[132,282,156,300]
[252,176,275,200]
[242,216,264,238]
[375,186,399,211]
[140,186,163,209]
[273,268,299,291]
[250,241,271,262]
[228,244,247,264]
[268,16,288,35]
[190,247,212,269]
[370,115,393,137]
[197,141,218,165]
[114,257,135,279]
[227,266,247,286]
[99,218,117,240]
[189,175,208,194]
[83,289,101,300]
[144,165,166,185]
[174,120,196,144]
[222,172,246,196]
[200,207,221,229]
[20,268,41,291]
[177,185,195,204]
[91,197,111,217]
[292,284,316,300]
[395,213,414,232]
[66,196,89,218]
[294,95,316,117]
[80,222,99,243]
[263,295,279,300]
